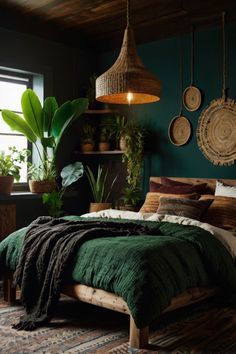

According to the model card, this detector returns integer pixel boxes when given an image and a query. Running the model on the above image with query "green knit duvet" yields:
[0,216,236,328]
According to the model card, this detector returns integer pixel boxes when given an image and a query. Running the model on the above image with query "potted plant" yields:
[42,161,84,217]
[86,164,117,212]
[80,122,96,152]
[1,89,88,193]
[120,186,141,211]
[98,126,114,152]
[120,120,145,210]
[0,146,30,195]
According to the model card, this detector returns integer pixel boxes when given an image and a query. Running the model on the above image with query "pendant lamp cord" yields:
[127,0,130,26]
[190,25,195,86]
[222,11,226,100]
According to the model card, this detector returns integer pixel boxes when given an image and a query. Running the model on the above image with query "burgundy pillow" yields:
[160,177,191,187]
[150,181,207,195]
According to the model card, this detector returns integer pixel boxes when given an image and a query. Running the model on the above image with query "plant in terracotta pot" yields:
[42,161,84,217]
[0,146,30,195]
[80,122,96,152]
[86,164,117,212]
[1,89,88,193]
[98,126,114,152]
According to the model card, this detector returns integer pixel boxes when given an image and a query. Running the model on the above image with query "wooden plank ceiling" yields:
[0,0,236,50]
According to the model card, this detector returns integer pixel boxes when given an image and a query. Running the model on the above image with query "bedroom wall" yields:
[98,24,236,195]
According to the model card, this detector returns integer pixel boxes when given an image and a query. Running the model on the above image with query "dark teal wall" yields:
[98,25,236,194]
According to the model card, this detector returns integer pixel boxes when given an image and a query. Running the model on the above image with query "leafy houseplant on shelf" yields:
[98,126,114,152]
[0,146,30,195]
[1,89,88,193]
[42,161,84,218]
[119,121,145,211]
[86,165,117,212]
[80,122,96,152]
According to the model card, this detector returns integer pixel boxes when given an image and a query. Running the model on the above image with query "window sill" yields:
[0,190,78,202]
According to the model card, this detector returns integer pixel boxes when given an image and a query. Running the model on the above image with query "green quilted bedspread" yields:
[0,216,236,328]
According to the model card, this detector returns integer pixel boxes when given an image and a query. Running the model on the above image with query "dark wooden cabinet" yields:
[0,204,16,241]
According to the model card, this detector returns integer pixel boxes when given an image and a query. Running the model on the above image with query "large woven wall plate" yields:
[168,116,191,146]
[197,98,236,166]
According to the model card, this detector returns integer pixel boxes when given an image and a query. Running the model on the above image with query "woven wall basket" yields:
[197,97,236,166]
[168,115,191,146]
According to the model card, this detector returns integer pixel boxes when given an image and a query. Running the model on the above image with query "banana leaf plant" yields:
[1,89,88,180]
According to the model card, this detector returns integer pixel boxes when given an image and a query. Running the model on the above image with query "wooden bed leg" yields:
[3,272,16,304]
[129,316,149,349]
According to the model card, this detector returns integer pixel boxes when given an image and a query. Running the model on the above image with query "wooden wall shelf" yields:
[85,109,118,114]
[74,150,123,155]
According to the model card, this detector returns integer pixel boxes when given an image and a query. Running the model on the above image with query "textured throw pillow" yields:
[139,192,199,214]
[157,197,213,221]
[149,181,207,194]
[200,194,236,232]
[215,180,236,198]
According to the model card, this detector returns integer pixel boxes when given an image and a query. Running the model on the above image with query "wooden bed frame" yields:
[3,177,236,349]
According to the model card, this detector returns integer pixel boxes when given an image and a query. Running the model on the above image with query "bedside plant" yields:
[42,161,84,218]
[86,164,117,212]
[0,146,30,195]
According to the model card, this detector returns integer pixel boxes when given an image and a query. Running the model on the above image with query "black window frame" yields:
[0,69,33,191]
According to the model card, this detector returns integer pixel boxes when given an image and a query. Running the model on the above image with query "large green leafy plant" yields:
[1,89,88,181]
[42,161,84,217]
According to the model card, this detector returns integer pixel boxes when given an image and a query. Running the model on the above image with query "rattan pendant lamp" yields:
[95,0,161,105]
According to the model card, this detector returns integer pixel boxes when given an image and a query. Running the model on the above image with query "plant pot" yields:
[29,180,56,194]
[98,142,110,152]
[119,136,127,151]
[0,176,14,195]
[81,142,95,153]
[89,202,111,213]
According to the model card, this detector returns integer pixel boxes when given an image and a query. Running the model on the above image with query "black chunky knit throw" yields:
[13,216,154,331]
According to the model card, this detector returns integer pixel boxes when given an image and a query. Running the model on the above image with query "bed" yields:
[1,176,236,349]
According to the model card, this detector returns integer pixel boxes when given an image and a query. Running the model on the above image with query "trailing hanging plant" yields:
[120,121,145,207]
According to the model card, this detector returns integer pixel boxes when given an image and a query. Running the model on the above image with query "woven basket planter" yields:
[29,180,56,194]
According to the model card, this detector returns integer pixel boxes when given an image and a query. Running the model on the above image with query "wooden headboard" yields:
[150,177,236,194]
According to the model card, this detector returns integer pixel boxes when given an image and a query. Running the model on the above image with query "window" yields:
[0,70,33,183]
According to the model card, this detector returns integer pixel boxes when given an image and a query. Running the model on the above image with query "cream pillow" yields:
[215,180,236,198]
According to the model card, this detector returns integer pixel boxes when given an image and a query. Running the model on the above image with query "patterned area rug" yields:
[1,295,236,353]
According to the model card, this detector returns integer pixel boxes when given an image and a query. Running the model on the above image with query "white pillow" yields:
[215,180,236,198]
[81,209,158,221]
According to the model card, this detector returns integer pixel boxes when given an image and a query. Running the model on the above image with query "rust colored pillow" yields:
[139,192,199,214]
[157,197,213,221]
[150,181,207,194]
[200,194,236,232]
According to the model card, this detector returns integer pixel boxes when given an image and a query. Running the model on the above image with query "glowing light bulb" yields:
[127,92,134,105]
